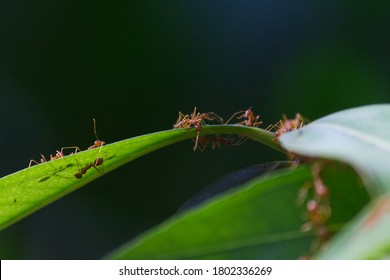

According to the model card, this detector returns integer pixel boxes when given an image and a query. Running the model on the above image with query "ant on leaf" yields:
[74,156,104,179]
[267,113,305,138]
[173,107,223,151]
[298,162,331,255]
[29,147,81,167]
[195,135,236,152]
[224,107,263,146]
[225,107,262,127]
[75,118,106,178]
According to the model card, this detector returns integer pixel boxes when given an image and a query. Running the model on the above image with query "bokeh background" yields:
[0,1,389,259]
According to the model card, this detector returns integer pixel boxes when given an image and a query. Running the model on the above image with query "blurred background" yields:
[0,1,389,259]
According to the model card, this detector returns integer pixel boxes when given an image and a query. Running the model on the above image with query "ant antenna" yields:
[88,118,105,150]
[93,118,99,141]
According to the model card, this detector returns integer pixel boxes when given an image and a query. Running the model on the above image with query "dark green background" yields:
[0,1,389,259]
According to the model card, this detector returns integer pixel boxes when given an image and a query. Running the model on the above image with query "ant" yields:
[29,155,47,167]
[50,146,81,160]
[76,118,106,178]
[29,118,104,168]
[74,157,104,179]
[174,107,223,130]
[299,162,332,254]
[88,118,106,150]
[196,135,235,152]
[225,107,262,127]
[267,113,305,138]
[49,150,64,161]
[173,107,223,151]
[224,107,262,146]
[29,147,81,167]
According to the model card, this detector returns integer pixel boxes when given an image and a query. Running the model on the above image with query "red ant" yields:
[225,107,262,127]
[173,107,223,151]
[174,107,223,130]
[267,113,305,138]
[299,162,332,254]
[74,157,104,179]
[196,135,235,152]
[224,107,262,146]
[76,118,106,178]
[88,118,105,150]
[29,147,81,167]
[49,150,63,161]
[29,155,48,167]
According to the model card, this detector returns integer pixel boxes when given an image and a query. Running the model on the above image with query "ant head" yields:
[52,150,63,160]
[191,107,198,118]
[94,140,105,147]
[314,178,329,198]
[307,200,318,213]
[194,123,202,132]
[244,107,253,118]
[94,158,104,166]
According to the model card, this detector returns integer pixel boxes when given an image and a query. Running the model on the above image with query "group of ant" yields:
[174,107,332,255]
[173,106,305,151]
[29,119,106,180]
[299,162,332,255]
[29,108,329,253]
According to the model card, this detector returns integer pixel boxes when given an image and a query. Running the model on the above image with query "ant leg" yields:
[40,154,47,163]
[93,145,105,174]
[202,112,224,123]
[265,124,276,131]
[199,141,208,152]
[235,120,248,126]
[73,155,89,179]
[28,159,41,167]
[253,121,263,128]
[190,107,198,119]
[73,155,83,172]
[61,146,82,155]
[266,120,283,131]
[92,162,104,174]
[192,132,201,151]
[192,136,204,152]
[174,113,189,128]
[50,146,81,161]
[233,136,249,146]
[212,139,221,149]
[174,112,184,128]
[296,181,312,206]
[224,110,245,125]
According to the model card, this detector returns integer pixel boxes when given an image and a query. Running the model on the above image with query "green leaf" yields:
[106,163,369,260]
[278,104,388,259]
[317,194,390,259]
[0,125,279,230]
[279,104,390,194]
[106,166,313,259]
[177,161,291,213]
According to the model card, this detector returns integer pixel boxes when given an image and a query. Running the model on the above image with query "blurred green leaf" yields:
[177,161,291,213]
[318,194,390,259]
[279,104,390,194]
[107,166,313,259]
[106,162,369,260]
[279,104,389,259]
